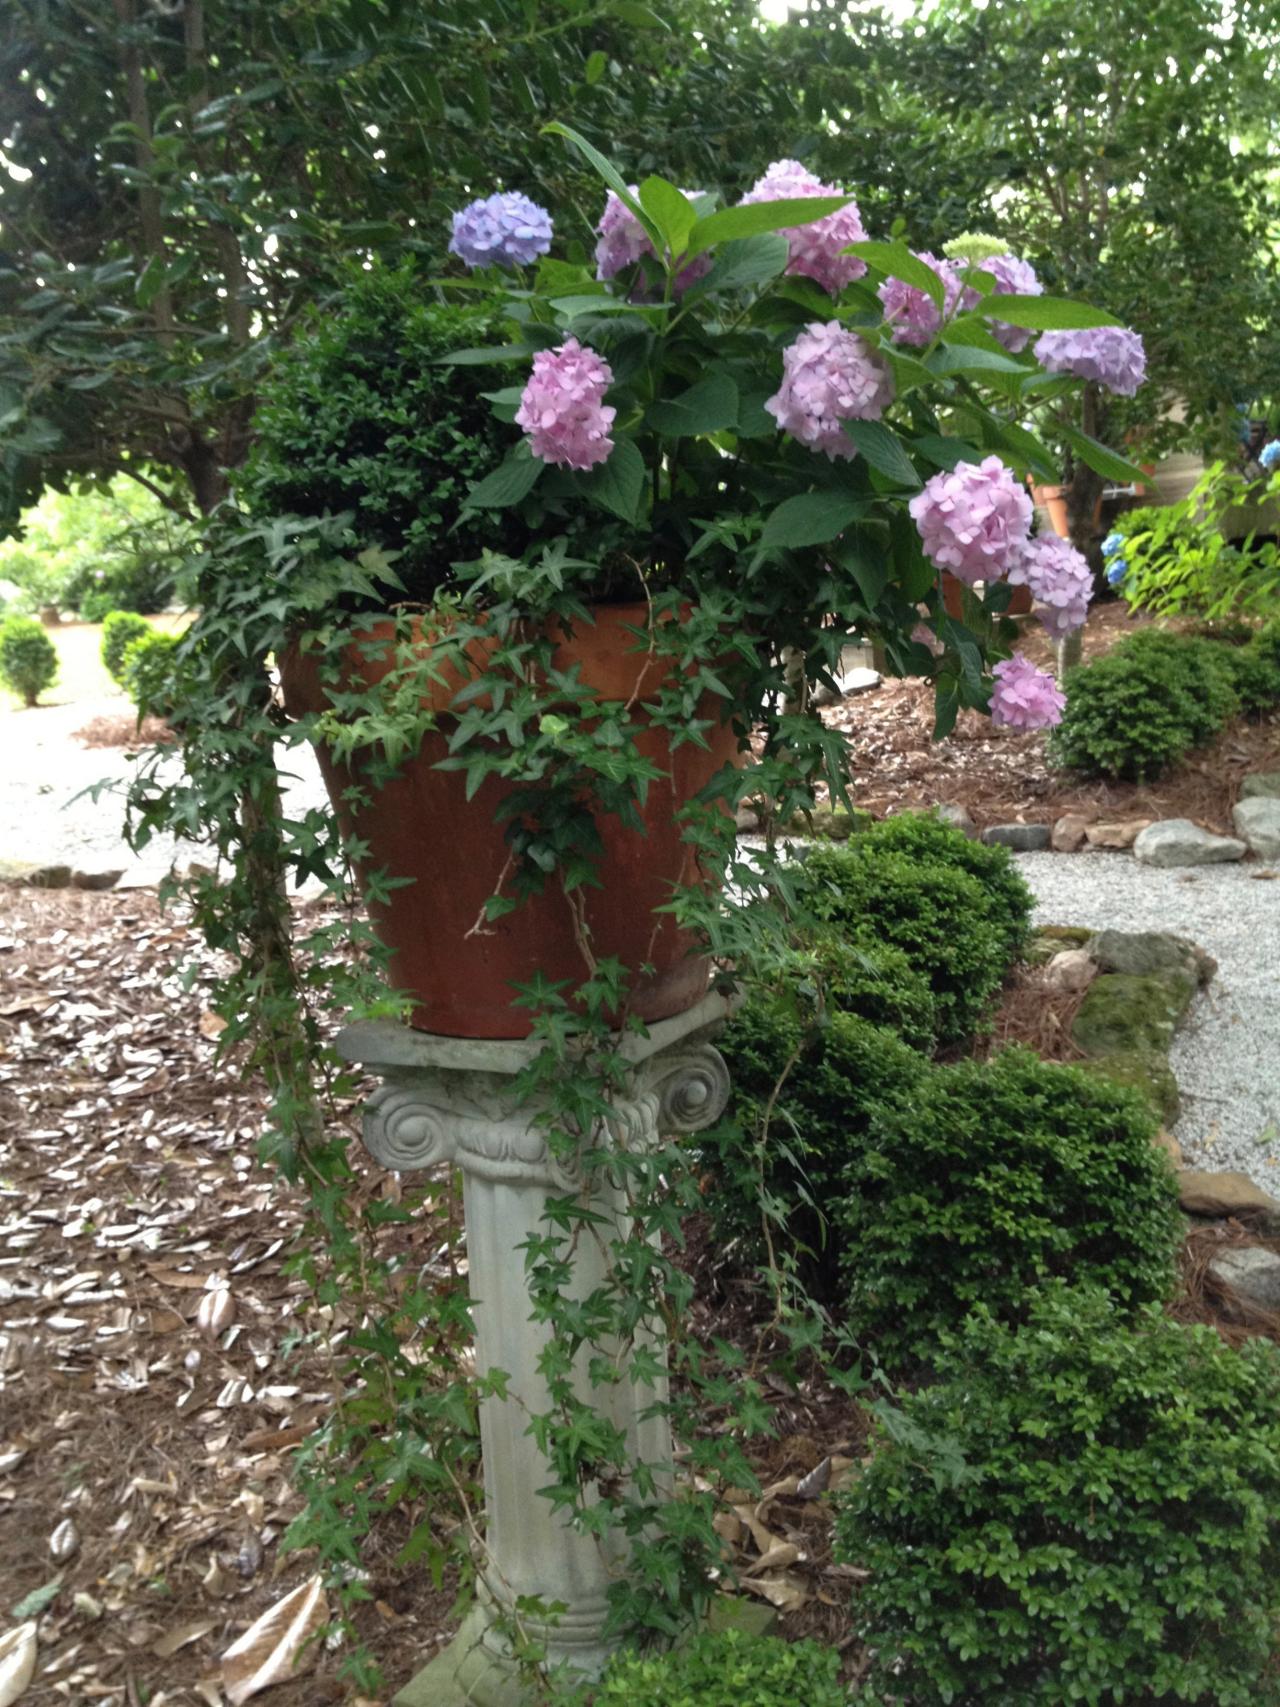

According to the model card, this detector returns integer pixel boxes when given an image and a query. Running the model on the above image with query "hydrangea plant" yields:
[442,129,1148,737]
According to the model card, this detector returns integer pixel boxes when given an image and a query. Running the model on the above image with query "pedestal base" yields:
[393,1598,778,1705]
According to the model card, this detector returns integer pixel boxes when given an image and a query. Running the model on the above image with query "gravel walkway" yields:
[1014,850,1280,1194]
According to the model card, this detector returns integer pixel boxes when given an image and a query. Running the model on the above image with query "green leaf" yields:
[551,295,669,320]
[646,374,738,437]
[12,1578,62,1619]
[685,195,855,262]
[912,434,981,471]
[638,175,696,259]
[980,416,1060,484]
[578,437,646,522]
[135,254,169,308]
[929,343,1029,378]
[464,444,543,509]
[760,492,864,551]
[608,0,669,23]
[1059,422,1149,485]
[439,343,541,366]
[983,295,1121,331]
[843,420,921,488]
[844,241,945,309]
[584,50,607,85]
[541,122,662,254]
[695,233,789,294]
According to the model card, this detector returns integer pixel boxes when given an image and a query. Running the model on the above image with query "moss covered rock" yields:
[1080,1049,1180,1123]
[1086,928,1214,988]
[1072,971,1196,1059]
[1025,924,1093,966]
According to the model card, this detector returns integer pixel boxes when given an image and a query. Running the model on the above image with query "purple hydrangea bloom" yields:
[909,455,1032,584]
[878,252,969,346]
[1008,534,1093,636]
[740,160,868,297]
[515,338,616,470]
[982,253,1042,353]
[594,189,712,294]
[1035,327,1147,397]
[765,321,894,460]
[989,654,1065,730]
[449,191,553,269]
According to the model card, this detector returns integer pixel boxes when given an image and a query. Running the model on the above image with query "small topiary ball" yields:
[0,613,58,706]
[121,631,183,721]
[100,609,150,684]
[835,1046,1181,1368]
[582,1625,846,1706]
[834,1282,1280,1706]
[868,810,1035,963]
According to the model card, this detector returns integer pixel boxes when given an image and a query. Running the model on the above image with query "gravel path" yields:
[1014,850,1280,1194]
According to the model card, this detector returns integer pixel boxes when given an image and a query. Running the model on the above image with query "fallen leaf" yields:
[740,1572,809,1613]
[198,1011,228,1039]
[8,1582,59,1621]
[49,1520,79,1562]
[197,1289,235,1338]
[0,1621,37,1707]
[745,1541,801,1574]
[795,1457,832,1500]
[220,1576,328,1704]
[153,1618,219,1659]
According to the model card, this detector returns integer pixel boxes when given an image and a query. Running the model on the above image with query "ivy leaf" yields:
[646,374,738,437]
[463,444,543,510]
[578,437,646,522]
[760,491,864,551]
[843,420,921,489]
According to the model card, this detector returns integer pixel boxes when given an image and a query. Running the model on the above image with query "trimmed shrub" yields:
[834,1283,1280,1706]
[802,842,1010,1048]
[121,631,182,721]
[101,610,150,684]
[0,613,58,705]
[836,1047,1180,1368]
[804,931,938,1051]
[1050,628,1241,780]
[583,1626,845,1706]
[869,811,1034,963]
[1223,635,1280,714]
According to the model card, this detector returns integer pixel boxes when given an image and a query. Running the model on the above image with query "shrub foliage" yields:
[0,613,58,705]
[101,609,150,684]
[583,1626,845,1707]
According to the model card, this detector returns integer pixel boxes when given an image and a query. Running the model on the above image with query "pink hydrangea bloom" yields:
[740,159,868,297]
[909,455,1032,583]
[879,252,967,346]
[1034,327,1147,397]
[515,338,616,470]
[983,253,1042,353]
[1008,534,1094,636]
[594,189,711,293]
[989,654,1066,730]
[765,321,894,460]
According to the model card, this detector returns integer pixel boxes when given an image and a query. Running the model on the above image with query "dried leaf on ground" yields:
[220,1575,328,1704]
[0,1622,37,1707]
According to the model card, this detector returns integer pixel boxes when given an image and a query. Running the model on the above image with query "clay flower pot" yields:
[941,573,1032,620]
[281,603,740,1039]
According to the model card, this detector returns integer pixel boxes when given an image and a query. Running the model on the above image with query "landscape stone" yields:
[734,805,761,834]
[1152,1129,1184,1168]
[784,805,873,841]
[1240,770,1280,801]
[1079,1049,1180,1123]
[1084,819,1153,850]
[1133,819,1246,868]
[1086,928,1215,988]
[1051,813,1090,853]
[1209,1246,1280,1312]
[72,869,125,892]
[980,822,1051,851]
[814,665,881,706]
[0,858,73,888]
[1177,1169,1280,1230]
[1071,970,1196,1059]
[932,802,977,840]
[1042,949,1096,993]
[1232,796,1280,861]
[1024,924,1093,966]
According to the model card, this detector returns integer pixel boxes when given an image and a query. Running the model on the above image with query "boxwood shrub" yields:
[835,1283,1280,1706]
[0,613,58,706]
[836,1047,1181,1368]
[101,609,151,684]
[869,810,1034,964]
[582,1626,846,1706]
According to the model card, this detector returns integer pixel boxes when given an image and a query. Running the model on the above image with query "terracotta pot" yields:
[1029,482,1071,539]
[281,604,741,1039]
[941,572,1032,620]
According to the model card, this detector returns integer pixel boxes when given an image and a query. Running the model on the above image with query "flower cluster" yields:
[765,321,894,460]
[740,160,867,297]
[515,338,615,470]
[1102,528,1128,587]
[983,253,1042,353]
[1008,534,1093,636]
[1259,440,1280,471]
[449,191,553,269]
[1035,327,1147,397]
[989,654,1066,730]
[879,253,969,347]
[909,456,1032,584]
[594,189,711,293]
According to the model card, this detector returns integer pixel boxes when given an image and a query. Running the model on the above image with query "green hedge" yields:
[582,1627,846,1706]
[101,609,150,684]
[0,614,57,705]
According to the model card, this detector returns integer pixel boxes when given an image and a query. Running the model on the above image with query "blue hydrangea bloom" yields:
[1259,439,1280,471]
[1106,558,1128,587]
[449,191,553,269]
[1101,531,1126,558]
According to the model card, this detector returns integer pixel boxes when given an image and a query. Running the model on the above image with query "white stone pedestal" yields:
[336,993,734,1706]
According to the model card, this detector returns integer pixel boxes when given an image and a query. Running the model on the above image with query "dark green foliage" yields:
[1050,628,1242,780]
[100,610,150,684]
[869,811,1034,963]
[69,552,174,619]
[1221,633,1280,714]
[805,932,938,1052]
[803,842,1011,1048]
[584,1626,845,1706]
[836,1047,1180,1368]
[0,613,57,705]
[706,999,926,1297]
[242,265,521,604]
[834,1284,1280,1706]
[121,631,182,721]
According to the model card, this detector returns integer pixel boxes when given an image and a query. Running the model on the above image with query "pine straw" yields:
[969,965,1088,1064]
[72,710,175,747]
[1172,1221,1280,1347]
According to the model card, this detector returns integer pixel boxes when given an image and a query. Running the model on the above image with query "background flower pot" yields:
[941,572,1032,619]
[281,603,740,1039]
[1029,482,1071,538]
